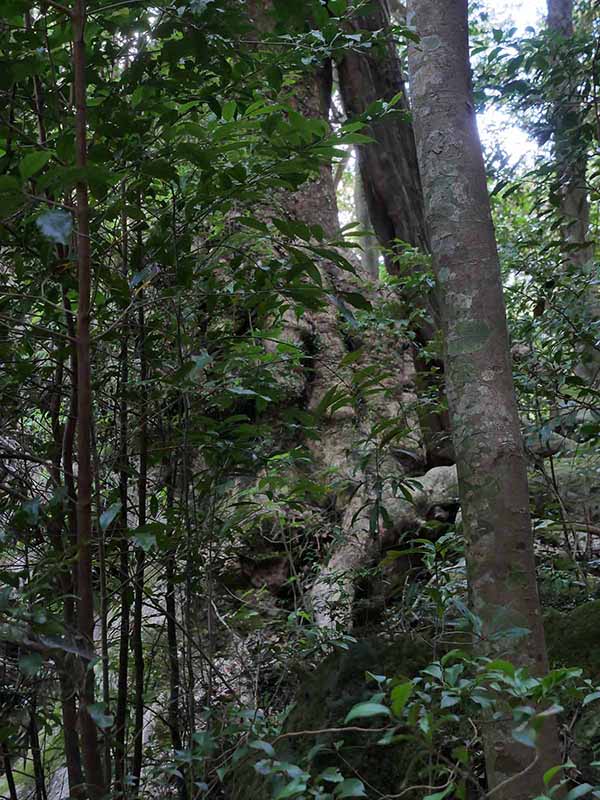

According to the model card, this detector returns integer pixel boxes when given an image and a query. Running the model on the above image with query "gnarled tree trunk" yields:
[337,0,452,465]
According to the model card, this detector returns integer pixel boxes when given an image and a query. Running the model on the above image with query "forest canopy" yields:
[1,1,600,799]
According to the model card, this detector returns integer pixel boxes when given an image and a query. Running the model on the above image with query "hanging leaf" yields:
[19,150,52,179]
[99,502,122,531]
[335,778,367,798]
[391,681,413,717]
[87,703,114,730]
[344,702,391,724]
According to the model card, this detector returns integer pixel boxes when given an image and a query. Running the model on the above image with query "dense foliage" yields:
[1,1,600,799]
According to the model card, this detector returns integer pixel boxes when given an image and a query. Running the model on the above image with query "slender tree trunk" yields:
[353,162,380,279]
[60,289,87,799]
[92,425,112,788]
[2,742,18,800]
[59,666,86,798]
[165,459,187,800]
[115,201,131,798]
[407,3,562,798]
[72,0,105,793]
[131,269,148,793]
[547,0,596,380]
[29,709,48,800]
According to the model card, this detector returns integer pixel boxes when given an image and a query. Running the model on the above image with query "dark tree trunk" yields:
[132,275,148,794]
[114,204,131,798]
[73,0,106,793]
[29,709,48,800]
[337,0,452,465]
[2,742,19,800]
[337,0,428,255]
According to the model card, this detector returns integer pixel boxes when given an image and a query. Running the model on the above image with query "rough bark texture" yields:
[247,0,424,629]
[337,0,428,255]
[337,0,452,465]
[407,3,563,797]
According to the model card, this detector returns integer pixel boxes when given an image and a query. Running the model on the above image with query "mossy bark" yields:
[407,2,563,797]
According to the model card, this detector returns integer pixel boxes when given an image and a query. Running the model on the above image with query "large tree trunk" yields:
[337,0,428,255]
[246,1,425,629]
[337,0,452,465]
[407,3,562,798]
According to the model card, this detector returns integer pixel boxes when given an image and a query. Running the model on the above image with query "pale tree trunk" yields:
[246,1,425,629]
[353,161,380,279]
[407,3,562,798]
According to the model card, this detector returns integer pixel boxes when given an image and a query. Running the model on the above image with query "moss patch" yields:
[544,600,600,677]
[228,636,433,800]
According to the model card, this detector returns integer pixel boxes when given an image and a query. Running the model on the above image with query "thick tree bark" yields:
[337,0,452,465]
[337,0,428,254]
[246,0,428,629]
[407,3,562,798]
[547,0,591,261]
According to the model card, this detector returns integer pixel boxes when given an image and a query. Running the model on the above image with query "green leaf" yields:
[249,740,275,758]
[440,692,460,709]
[583,691,600,707]
[19,653,44,677]
[512,725,537,748]
[19,150,51,179]
[423,787,454,800]
[543,765,564,786]
[344,702,391,724]
[340,292,371,311]
[99,502,122,531]
[328,0,347,14]
[141,159,177,182]
[340,348,364,366]
[319,767,344,783]
[337,132,375,145]
[273,777,307,799]
[564,785,595,800]
[335,778,367,797]
[132,531,157,552]
[222,100,237,121]
[391,681,413,717]
[0,175,22,193]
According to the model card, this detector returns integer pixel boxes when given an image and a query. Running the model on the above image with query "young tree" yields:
[407,2,563,797]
